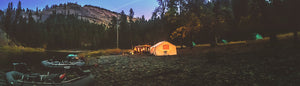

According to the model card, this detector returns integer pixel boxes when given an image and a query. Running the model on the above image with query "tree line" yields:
[1,2,109,49]
[150,0,299,47]
[0,0,299,49]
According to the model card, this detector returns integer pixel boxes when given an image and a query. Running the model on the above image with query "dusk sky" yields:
[0,0,159,19]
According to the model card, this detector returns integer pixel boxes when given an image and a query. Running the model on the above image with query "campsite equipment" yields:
[222,39,228,44]
[133,45,151,54]
[150,41,177,56]
[255,33,263,40]
[192,41,196,47]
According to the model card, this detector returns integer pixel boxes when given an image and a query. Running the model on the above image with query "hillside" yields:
[32,3,136,25]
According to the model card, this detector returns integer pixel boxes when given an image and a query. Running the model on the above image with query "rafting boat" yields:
[6,70,95,86]
[41,54,85,68]
[41,60,85,68]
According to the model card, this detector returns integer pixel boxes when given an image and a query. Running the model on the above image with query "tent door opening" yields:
[164,51,167,55]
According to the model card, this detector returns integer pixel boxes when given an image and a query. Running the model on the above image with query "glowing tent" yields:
[150,41,177,56]
[255,33,263,40]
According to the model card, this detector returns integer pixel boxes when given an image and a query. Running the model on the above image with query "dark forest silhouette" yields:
[0,0,299,49]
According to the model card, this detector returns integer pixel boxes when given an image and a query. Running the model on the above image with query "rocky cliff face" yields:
[39,5,119,25]
[35,4,135,25]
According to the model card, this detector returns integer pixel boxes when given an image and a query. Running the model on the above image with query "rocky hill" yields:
[35,3,135,25]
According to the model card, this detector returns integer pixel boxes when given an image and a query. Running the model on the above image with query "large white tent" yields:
[150,41,177,56]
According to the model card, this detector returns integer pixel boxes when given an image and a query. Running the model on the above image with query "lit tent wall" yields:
[150,41,177,56]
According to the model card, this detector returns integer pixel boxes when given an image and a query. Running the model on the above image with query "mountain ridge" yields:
[27,3,136,25]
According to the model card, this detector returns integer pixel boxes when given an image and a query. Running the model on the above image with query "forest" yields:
[0,0,299,50]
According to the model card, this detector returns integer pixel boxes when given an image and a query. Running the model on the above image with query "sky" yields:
[0,0,159,20]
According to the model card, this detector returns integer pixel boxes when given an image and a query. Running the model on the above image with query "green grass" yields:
[0,46,44,54]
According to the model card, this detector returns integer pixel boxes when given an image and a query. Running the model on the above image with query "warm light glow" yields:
[163,45,169,50]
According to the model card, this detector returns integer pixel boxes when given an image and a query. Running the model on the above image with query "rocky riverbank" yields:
[89,46,300,86]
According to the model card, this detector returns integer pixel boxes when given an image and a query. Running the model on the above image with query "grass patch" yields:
[0,46,44,54]
[78,48,132,57]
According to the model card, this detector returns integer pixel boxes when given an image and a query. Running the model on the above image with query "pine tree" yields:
[129,8,134,23]
[109,16,118,30]
[119,10,130,48]
[45,5,49,10]
[14,1,22,24]
[141,15,145,22]
[0,10,4,24]
[28,11,35,24]
[4,2,13,29]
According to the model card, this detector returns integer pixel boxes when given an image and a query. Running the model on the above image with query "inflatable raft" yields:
[41,60,85,68]
[6,71,95,86]
[41,54,85,68]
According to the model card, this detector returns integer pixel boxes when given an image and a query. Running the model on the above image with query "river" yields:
[1,51,79,72]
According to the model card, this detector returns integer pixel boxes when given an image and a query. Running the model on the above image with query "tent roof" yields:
[151,41,173,48]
